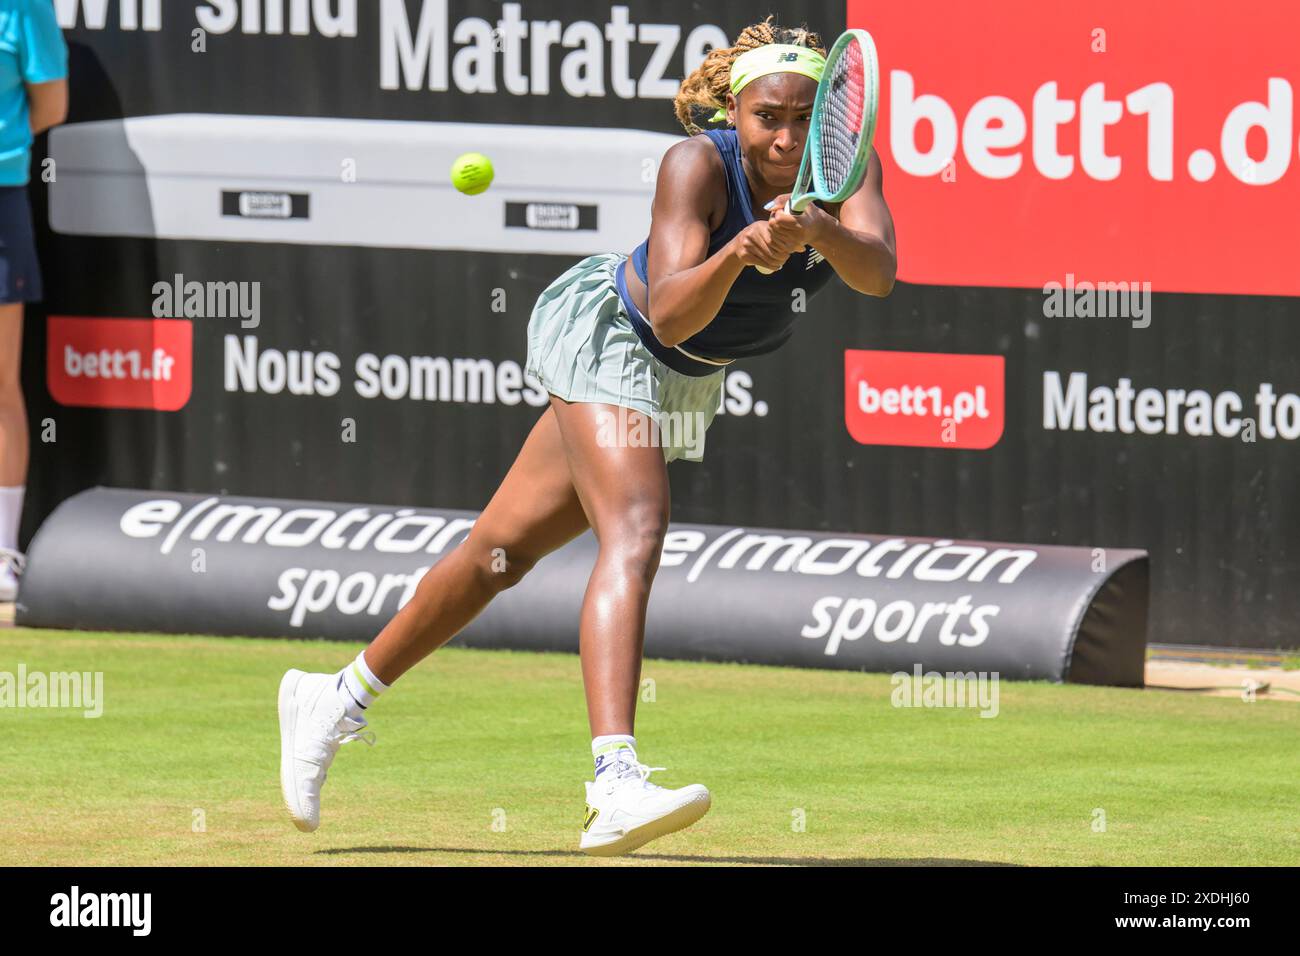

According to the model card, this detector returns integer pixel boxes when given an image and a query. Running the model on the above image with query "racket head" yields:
[757,30,880,271]
[800,28,880,209]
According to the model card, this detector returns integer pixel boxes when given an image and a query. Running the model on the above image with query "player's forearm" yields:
[647,243,746,347]
[814,219,896,296]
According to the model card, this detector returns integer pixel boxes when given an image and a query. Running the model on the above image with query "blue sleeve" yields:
[19,1,68,84]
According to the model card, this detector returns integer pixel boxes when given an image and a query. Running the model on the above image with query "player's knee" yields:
[601,505,669,583]
[473,543,539,593]
[0,368,22,401]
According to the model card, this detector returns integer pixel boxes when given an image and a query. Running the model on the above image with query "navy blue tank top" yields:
[615,128,836,377]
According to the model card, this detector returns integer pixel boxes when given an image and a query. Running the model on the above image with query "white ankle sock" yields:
[336,650,389,719]
[592,734,637,779]
[0,486,24,554]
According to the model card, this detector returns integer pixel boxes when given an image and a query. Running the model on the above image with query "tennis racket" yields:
[754,28,880,274]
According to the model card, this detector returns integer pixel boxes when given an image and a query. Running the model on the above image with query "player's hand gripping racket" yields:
[755,29,880,274]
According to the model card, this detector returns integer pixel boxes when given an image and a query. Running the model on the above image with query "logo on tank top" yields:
[806,247,826,269]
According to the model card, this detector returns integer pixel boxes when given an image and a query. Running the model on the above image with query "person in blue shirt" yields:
[0,1,68,601]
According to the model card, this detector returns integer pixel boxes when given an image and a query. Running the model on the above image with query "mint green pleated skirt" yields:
[525,253,725,463]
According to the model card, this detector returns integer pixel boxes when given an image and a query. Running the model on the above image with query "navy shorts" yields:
[0,185,42,304]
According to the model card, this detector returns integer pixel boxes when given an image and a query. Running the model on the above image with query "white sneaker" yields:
[579,756,711,857]
[0,548,24,602]
[278,669,374,832]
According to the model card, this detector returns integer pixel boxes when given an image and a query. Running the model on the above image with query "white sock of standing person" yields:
[0,485,24,601]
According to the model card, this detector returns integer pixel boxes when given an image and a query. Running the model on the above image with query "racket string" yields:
[815,38,866,197]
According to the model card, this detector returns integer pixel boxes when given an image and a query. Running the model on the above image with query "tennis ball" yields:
[450,152,494,195]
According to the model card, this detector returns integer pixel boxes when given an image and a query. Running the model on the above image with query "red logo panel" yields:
[48,317,193,411]
[852,0,1300,296]
[844,350,1005,449]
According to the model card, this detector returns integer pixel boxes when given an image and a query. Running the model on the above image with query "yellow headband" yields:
[709,44,827,123]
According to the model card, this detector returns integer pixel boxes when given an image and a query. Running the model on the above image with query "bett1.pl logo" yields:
[843,350,1005,450]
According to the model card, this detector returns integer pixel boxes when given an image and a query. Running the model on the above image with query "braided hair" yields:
[673,15,825,135]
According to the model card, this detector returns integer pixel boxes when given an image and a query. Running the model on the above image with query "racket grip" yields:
[753,197,794,274]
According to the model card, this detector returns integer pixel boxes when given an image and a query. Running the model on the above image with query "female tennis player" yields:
[279,17,896,856]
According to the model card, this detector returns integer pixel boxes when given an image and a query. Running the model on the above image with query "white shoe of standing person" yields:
[0,548,24,603]
[278,669,374,832]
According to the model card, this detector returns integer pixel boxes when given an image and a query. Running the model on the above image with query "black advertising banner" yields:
[19,2,1299,648]
[17,488,1149,685]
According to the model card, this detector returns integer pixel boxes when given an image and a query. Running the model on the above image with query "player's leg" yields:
[0,304,28,601]
[548,397,710,856]
[548,397,668,737]
[362,403,590,683]
[280,404,589,831]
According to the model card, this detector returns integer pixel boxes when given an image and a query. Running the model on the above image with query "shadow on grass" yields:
[315,846,1017,866]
